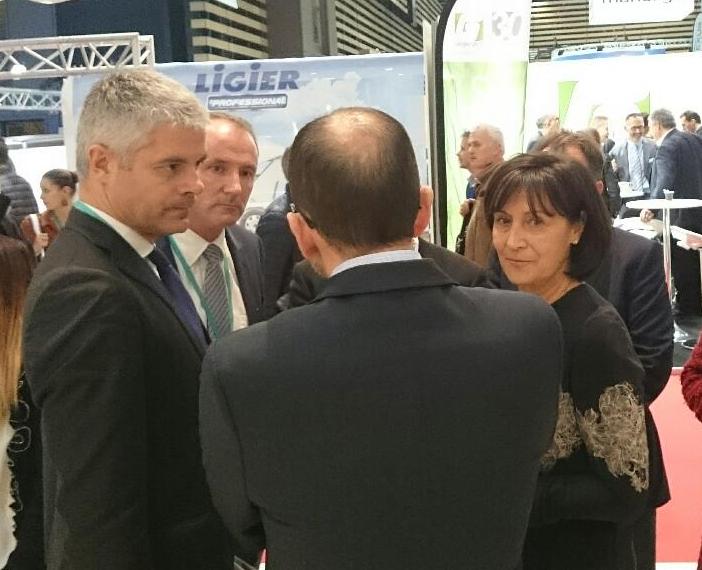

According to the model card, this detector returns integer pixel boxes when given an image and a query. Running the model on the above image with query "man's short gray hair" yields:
[76,68,208,178]
[471,124,505,152]
[536,114,555,129]
[650,108,676,130]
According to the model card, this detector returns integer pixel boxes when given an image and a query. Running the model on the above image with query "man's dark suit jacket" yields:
[286,238,489,308]
[23,209,232,569]
[488,227,673,507]
[651,128,702,232]
[200,259,563,569]
[256,187,302,319]
[157,224,265,327]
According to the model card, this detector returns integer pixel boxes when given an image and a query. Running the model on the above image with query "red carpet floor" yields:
[653,370,702,564]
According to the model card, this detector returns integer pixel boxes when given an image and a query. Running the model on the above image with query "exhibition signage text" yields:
[589,0,694,25]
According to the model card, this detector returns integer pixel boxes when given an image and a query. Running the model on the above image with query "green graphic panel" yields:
[558,81,578,123]
[443,60,528,249]
[636,93,651,115]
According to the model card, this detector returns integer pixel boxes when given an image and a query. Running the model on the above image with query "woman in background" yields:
[0,235,43,568]
[680,342,702,570]
[21,169,77,257]
[484,153,649,570]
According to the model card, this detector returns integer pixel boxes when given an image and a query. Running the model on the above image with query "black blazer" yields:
[23,209,232,569]
[651,128,702,232]
[200,259,563,569]
[157,224,265,327]
[488,227,672,508]
[255,188,302,319]
[285,238,490,308]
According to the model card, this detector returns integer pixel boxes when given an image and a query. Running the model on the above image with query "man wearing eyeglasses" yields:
[199,106,563,569]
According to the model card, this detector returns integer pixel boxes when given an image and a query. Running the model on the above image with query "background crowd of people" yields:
[0,67,701,569]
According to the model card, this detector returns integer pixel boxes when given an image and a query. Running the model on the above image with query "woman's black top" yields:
[523,283,649,570]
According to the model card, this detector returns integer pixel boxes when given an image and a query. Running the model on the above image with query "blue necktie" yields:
[630,143,645,194]
[147,248,207,347]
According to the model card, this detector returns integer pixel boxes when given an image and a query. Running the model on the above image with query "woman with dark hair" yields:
[20,169,78,256]
[0,235,44,568]
[484,153,649,570]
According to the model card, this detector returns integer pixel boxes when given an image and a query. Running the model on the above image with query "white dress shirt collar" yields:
[172,228,227,266]
[330,239,421,277]
[84,204,154,259]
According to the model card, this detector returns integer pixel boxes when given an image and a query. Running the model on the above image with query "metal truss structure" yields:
[0,87,61,111]
[0,33,155,81]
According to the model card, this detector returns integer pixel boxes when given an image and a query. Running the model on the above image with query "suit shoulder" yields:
[611,228,659,258]
[457,286,559,327]
[419,240,485,285]
[229,224,262,251]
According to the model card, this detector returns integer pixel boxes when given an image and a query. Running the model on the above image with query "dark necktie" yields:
[147,248,207,347]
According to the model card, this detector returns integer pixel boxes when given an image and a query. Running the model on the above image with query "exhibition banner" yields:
[524,52,702,146]
[63,53,428,224]
[441,0,531,249]
[589,0,694,26]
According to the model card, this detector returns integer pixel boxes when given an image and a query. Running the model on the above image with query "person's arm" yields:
[199,344,264,564]
[650,141,676,199]
[23,269,153,569]
[627,241,674,403]
[256,213,295,319]
[681,334,702,422]
[531,309,649,527]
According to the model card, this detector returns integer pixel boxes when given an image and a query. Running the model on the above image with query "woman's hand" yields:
[33,232,49,254]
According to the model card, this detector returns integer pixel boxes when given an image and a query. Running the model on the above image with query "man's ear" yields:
[87,144,114,180]
[288,212,320,262]
[595,180,605,195]
[413,185,434,237]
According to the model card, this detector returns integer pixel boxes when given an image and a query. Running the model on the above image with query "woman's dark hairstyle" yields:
[42,169,79,195]
[0,236,35,419]
[483,153,612,280]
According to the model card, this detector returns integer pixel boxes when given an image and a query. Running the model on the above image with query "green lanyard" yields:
[167,235,234,340]
[73,200,107,223]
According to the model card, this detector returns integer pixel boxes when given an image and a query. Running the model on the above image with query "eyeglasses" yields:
[289,202,316,228]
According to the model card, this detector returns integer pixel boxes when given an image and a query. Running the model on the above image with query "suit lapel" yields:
[225,229,259,322]
[69,211,206,357]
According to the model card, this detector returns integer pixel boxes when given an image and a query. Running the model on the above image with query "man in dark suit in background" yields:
[159,113,264,336]
[285,235,489,308]
[23,70,232,569]
[199,106,563,569]
[256,147,302,318]
[642,108,702,316]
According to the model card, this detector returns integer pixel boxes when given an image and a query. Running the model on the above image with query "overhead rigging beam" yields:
[0,32,155,80]
[0,87,61,111]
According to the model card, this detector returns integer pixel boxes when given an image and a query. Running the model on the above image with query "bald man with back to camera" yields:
[199,106,563,569]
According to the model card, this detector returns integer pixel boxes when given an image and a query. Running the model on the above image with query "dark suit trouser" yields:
[672,245,702,313]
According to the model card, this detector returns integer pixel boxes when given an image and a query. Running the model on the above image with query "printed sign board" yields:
[589,0,694,26]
